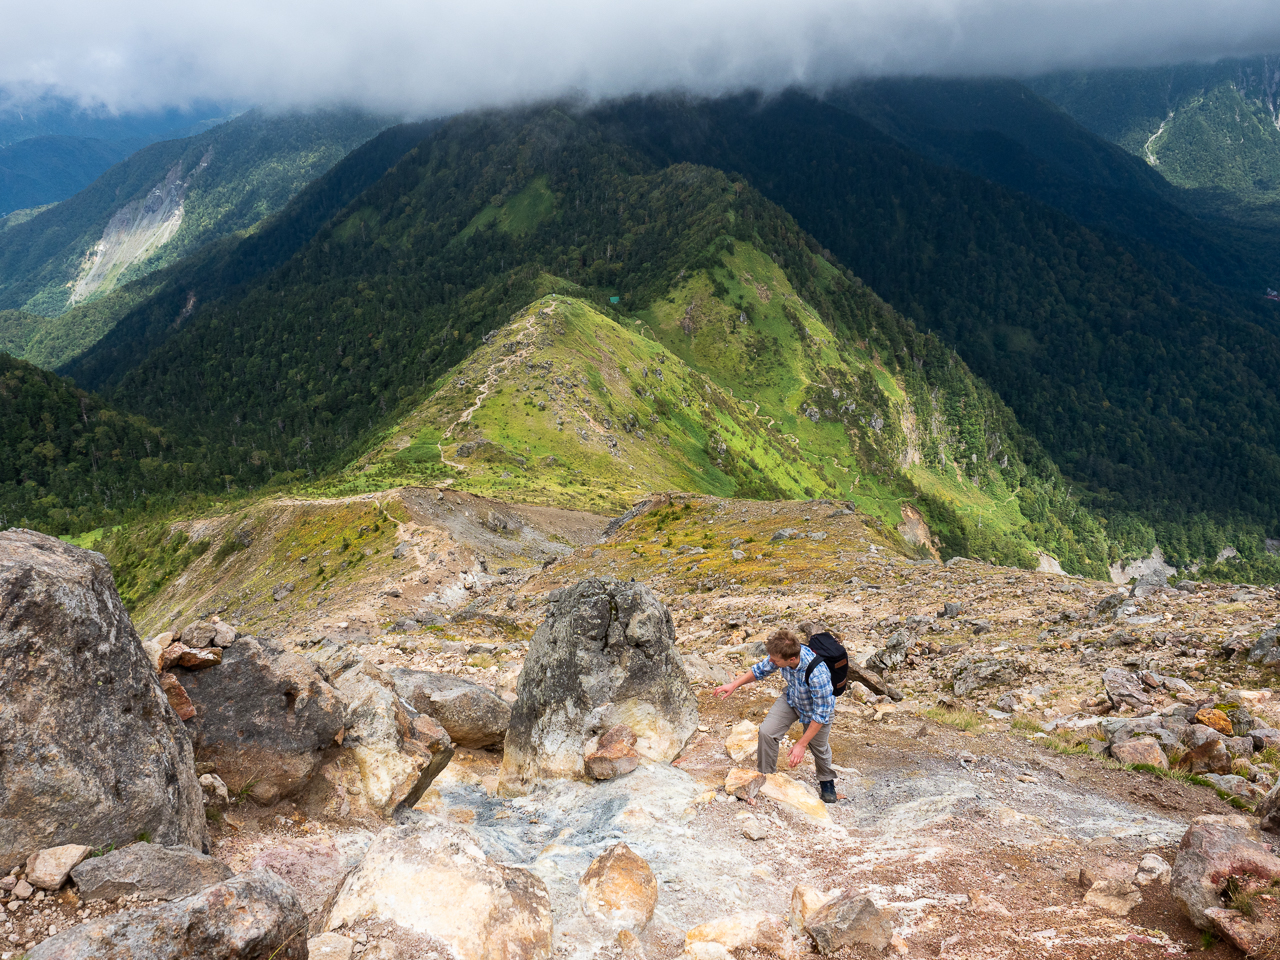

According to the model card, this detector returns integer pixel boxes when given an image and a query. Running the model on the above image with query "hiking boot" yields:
[819,780,838,803]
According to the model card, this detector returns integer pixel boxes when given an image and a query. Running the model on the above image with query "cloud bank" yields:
[7,0,1280,116]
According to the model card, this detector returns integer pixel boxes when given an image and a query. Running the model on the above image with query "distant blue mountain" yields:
[0,91,237,214]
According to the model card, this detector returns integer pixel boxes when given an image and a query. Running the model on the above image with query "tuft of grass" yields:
[1199,929,1218,949]
[1011,716,1044,734]
[468,653,496,669]
[924,706,986,732]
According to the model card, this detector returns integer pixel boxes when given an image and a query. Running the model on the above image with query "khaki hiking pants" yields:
[757,697,835,782]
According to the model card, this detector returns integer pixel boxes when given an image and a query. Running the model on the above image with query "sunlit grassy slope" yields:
[345,253,1074,569]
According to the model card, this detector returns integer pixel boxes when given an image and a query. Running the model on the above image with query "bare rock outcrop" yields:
[389,668,511,748]
[179,635,347,805]
[1171,814,1280,929]
[0,530,206,873]
[498,578,697,795]
[324,822,553,960]
[70,844,231,902]
[28,867,308,959]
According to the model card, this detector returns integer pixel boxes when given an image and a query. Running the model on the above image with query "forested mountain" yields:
[31,107,1110,574]
[1029,55,1280,227]
[588,91,1280,563]
[0,109,391,323]
[0,136,140,217]
[826,78,1280,295]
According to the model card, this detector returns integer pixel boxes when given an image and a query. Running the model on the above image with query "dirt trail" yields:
[438,312,543,470]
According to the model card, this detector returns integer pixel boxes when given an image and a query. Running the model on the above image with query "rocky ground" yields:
[4,490,1280,958]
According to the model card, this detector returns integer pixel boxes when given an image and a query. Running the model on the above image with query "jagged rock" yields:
[309,933,355,960]
[0,530,206,874]
[1204,906,1280,956]
[725,720,758,763]
[1130,570,1169,598]
[28,867,308,960]
[1251,727,1280,751]
[179,636,347,805]
[499,578,697,795]
[1227,708,1253,737]
[1183,724,1224,749]
[970,619,994,635]
[158,672,196,720]
[199,774,230,814]
[1110,737,1167,769]
[789,886,836,935]
[1248,628,1280,668]
[325,822,553,960]
[864,629,916,673]
[680,651,734,685]
[27,844,91,890]
[331,662,454,816]
[250,834,374,935]
[1083,878,1142,916]
[725,768,766,800]
[1222,735,1255,758]
[180,621,219,648]
[272,583,295,602]
[941,601,964,618]
[1258,781,1280,833]
[805,893,892,954]
[585,724,641,780]
[770,528,798,542]
[684,912,798,960]
[1102,668,1152,710]
[1195,708,1234,736]
[390,669,512,749]
[952,656,1019,697]
[578,842,658,932]
[760,773,829,821]
[1092,593,1128,620]
[161,643,222,671]
[1171,814,1280,928]
[1180,739,1233,775]
[70,844,232,901]
[1136,854,1172,885]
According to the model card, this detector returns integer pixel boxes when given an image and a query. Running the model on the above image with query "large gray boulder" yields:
[70,843,232,902]
[390,669,511,749]
[0,530,206,874]
[28,867,308,959]
[179,636,347,804]
[498,578,697,796]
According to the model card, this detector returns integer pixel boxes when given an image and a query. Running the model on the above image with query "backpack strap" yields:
[803,653,827,687]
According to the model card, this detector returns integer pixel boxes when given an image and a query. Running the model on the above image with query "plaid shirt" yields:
[751,646,835,725]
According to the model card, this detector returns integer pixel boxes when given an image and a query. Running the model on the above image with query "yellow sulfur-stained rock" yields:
[1195,709,1234,736]
[789,884,837,934]
[725,767,765,800]
[684,912,799,960]
[724,721,758,763]
[760,773,830,820]
[578,842,658,932]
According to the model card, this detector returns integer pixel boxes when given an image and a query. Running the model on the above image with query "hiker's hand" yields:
[713,683,734,699]
[788,742,805,767]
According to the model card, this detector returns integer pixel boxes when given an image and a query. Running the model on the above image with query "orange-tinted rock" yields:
[1195,709,1234,736]
[159,673,196,721]
[578,842,657,932]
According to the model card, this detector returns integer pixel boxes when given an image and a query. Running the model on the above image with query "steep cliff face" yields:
[69,149,211,305]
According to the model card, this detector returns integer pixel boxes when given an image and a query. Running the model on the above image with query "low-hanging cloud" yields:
[7,0,1280,116]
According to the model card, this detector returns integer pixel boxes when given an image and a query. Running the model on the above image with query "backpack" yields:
[804,632,849,697]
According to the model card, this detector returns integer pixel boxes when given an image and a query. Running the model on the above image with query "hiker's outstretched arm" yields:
[713,671,755,699]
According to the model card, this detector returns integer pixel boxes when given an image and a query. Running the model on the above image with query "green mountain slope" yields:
[1029,55,1280,226]
[825,77,1280,295]
[53,107,1110,574]
[598,92,1280,559]
[0,136,140,216]
[0,109,390,321]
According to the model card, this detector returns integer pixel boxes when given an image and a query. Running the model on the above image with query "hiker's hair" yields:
[765,628,802,660]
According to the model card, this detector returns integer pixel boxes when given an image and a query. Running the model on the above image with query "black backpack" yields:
[804,632,849,697]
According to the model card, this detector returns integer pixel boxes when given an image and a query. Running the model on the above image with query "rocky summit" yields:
[3,492,1280,959]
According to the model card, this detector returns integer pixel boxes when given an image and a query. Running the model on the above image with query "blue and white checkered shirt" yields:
[751,646,835,725]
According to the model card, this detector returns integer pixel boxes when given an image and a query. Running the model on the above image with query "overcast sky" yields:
[5,0,1280,117]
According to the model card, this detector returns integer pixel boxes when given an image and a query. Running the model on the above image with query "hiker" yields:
[713,626,839,803]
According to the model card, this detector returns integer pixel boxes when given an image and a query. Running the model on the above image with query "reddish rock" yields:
[586,724,641,781]
[1171,815,1280,929]
[158,673,196,721]
[1179,739,1233,775]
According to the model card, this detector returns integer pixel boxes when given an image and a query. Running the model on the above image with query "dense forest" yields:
[596,92,1280,559]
